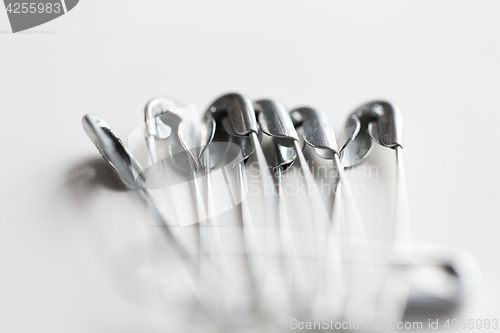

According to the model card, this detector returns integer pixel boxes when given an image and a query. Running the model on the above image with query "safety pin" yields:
[290,106,375,321]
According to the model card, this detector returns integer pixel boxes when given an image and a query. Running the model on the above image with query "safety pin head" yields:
[340,101,403,167]
[199,113,232,169]
[356,101,404,149]
[290,106,339,159]
[207,93,259,136]
[82,113,140,190]
[144,98,201,174]
[221,116,259,165]
[144,97,182,140]
[255,99,298,147]
[339,114,373,168]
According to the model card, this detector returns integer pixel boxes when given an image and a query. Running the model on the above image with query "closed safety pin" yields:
[144,97,180,163]
[254,99,311,301]
[341,101,409,248]
[208,93,278,227]
[290,106,375,322]
[82,113,193,262]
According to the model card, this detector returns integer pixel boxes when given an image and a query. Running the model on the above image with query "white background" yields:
[1,1,499,332]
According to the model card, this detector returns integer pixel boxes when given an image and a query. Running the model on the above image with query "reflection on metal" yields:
[81,95,480,330]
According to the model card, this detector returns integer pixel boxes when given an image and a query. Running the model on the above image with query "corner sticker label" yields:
[3,0,79,33]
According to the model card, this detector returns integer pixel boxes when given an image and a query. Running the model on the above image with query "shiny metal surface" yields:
[342,101,411,246]
[256,100,344,308]
[207,94,276,231]
[368,120,381,146]
[145,101,209,257]
[219,116,257,165]
[82,114,239,319]
[207,93,258,136]
[290,106,375,319]
[177,114,201,172]
[200,115,234,172]
[290,107,339,157]
[204,97,262,202]
[340,101,412,323]
[253,99,299,170]
[199,114,217,169]
[220,115,239,137]
[340,117,373,168]
[144,97,180,140]
[253,99,297,172]
[168,128,198,174]
[82,97,479,326]
[256,101,329,221]
[338,115,360,153]
[255,99,298,147]
[207,97,276,305]
[273,141,296,172]
[254,99,309,299]
[144,97,201,174]
[351,100,403,148]
[81,113,192,258]
[340,100,403,168]
[256,100,321,212]
[232,135,255,165]
[82,113,141,190]
[369,101,403,148]
[143,97,181,162]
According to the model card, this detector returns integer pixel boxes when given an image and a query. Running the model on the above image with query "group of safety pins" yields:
[82,93,479,331]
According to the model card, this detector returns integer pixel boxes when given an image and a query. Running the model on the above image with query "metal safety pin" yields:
[341,101,409,247]
[83,113,237,320]
[144,99,232,293]
[82,113,193,262]
[255,99,326,221]
[144,97,180,163]
[196,113,235,284]
[143,98,214,257]
[254,99,312,300]
[216,115,268,302]
[208,93,294,312]
[256,100,326,221]
[339,101,410,323]
[290,107,365,234]
[220,117,266,288]
[256,100,350,319]
[207,93,278,227]
[199,113,231,227]
[256,100,329,242]
[338,101,479,320]
[144,97,208,221]
[290,106,375,321]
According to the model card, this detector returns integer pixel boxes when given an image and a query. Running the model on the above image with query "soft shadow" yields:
[66,156,128,194]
